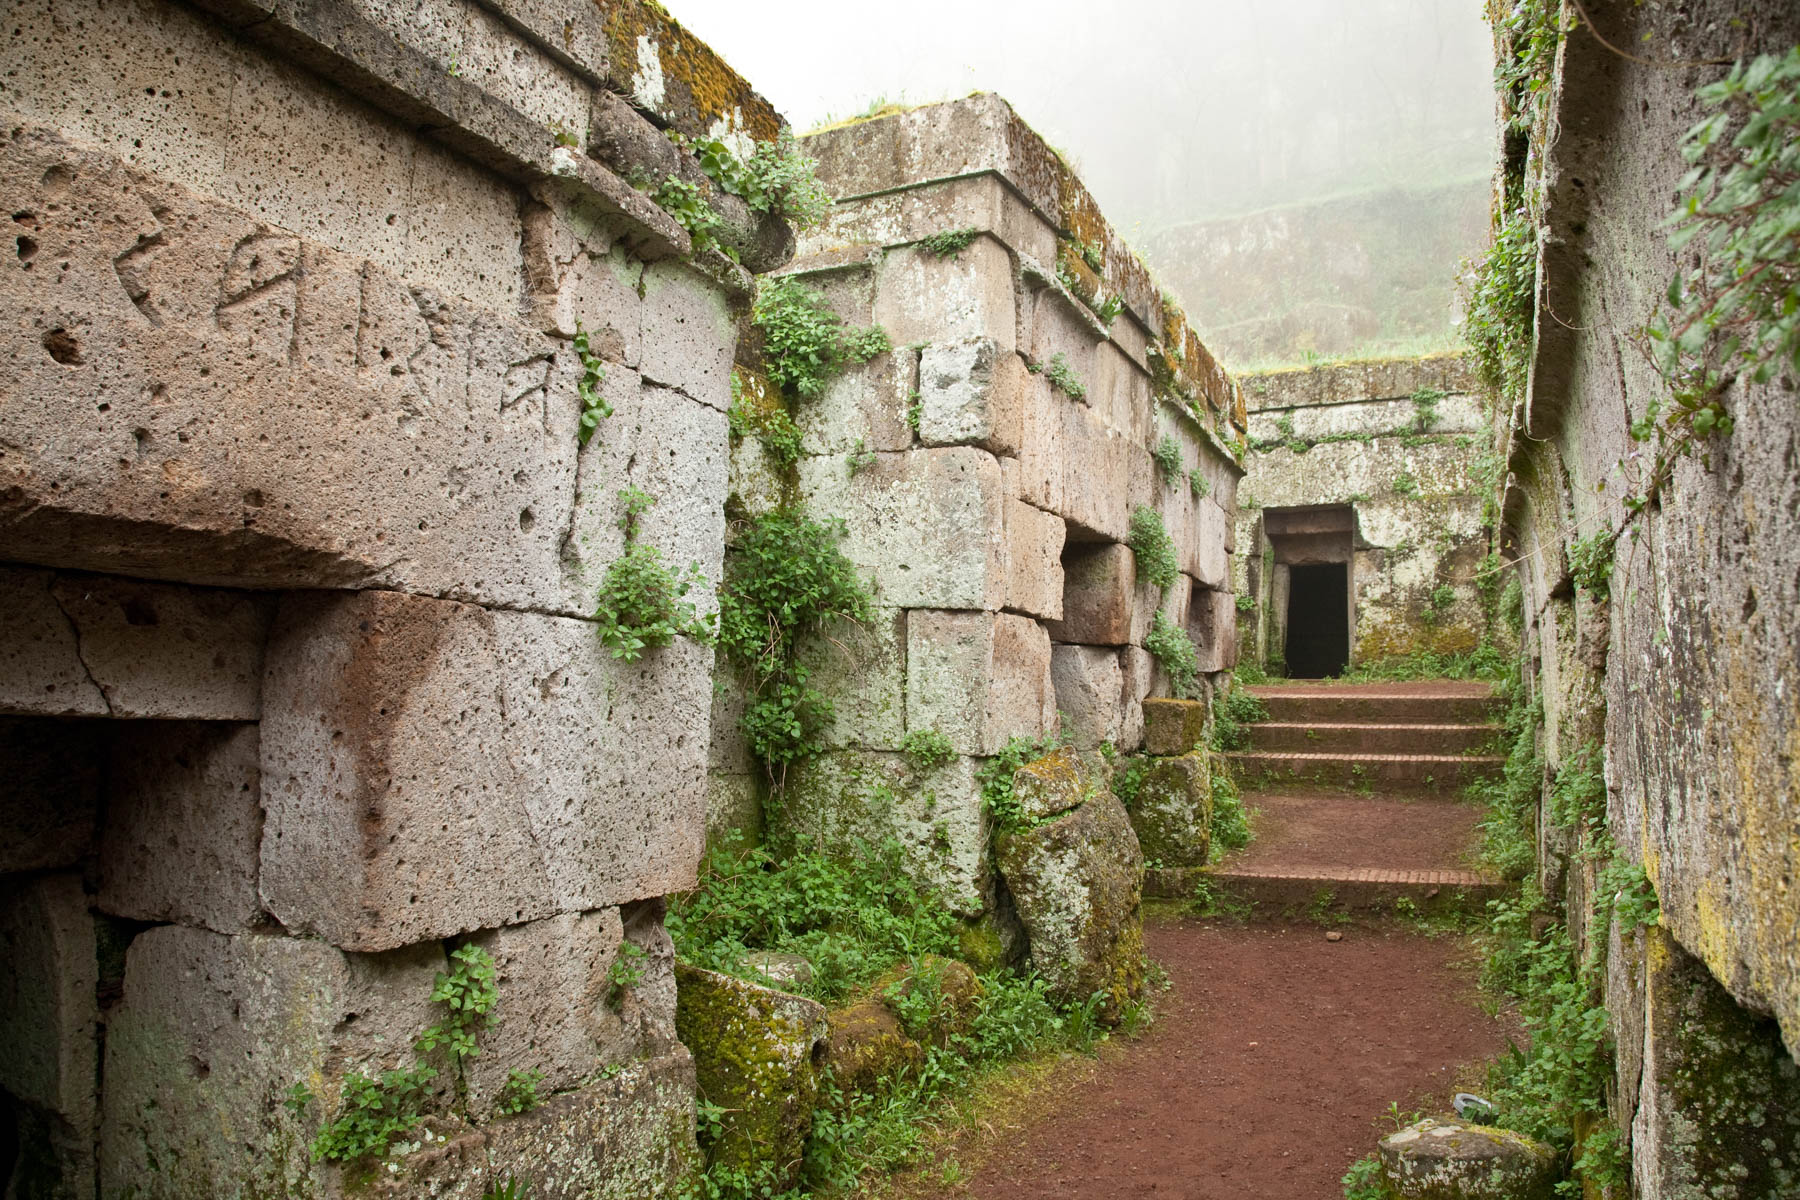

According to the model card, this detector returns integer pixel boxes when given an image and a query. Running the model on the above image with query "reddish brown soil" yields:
[1234,792,1485,873]
[905,917,1509,1200]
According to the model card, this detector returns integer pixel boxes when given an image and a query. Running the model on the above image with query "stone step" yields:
[1245,721,1498,756]
[1248,686,1499,726]
[1146,864,1503,915]
[1226,750,1502,792]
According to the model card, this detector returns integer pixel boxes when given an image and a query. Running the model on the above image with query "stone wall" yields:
[0,1,787,1195]
[1233,354,1495,675]
[707,94,1245,925]
[1498,1,1800,1195]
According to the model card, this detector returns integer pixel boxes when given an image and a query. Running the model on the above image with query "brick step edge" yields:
[1145,865,1504,914]
[1226,751,1502,790]
[1246,722,1499,755]
[1252,696,1500,725]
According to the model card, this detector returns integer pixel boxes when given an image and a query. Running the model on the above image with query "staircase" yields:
[1206,681,1505,914]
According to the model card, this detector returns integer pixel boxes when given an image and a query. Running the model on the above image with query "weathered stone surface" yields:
[1624,926,1800,1200]
[260,589,708,951]
[1120,646,1155,751]
[1142,698,1209,756]
[0,567,107,716]
[47,574,272,719]
[823,1001,923,1097]
[0,717,102,872]
[0,874,98,1195]
[907,610,1055,757]
[1003,496,1066,620]
[522,197,647,358]
[796,342,918,456]
[1188,584,1239,674]
[780,750,988,916]
[794,608,908,750]
[1060,403,1139,542]
[798,448,1005,610]
[639,259,736,411]
[1047,542,1136,646]
[1050,645,1126,750]
[739,951,815,992]
[705,774,763,850]
[1011,747,1089,824]
[98,722,264,933]
[918,338,1024,455]
[873,239,1016,352]
[461,906,678,1121]
[994,790,1145,1023]
[99,925,446,1197]
[1128,754,1212,869]
[1014,371,1067,514]
[1379,1118,1557,1200]
[674,964,827,1187]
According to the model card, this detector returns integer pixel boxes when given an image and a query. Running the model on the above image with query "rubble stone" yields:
[1379,1118,1557,1200]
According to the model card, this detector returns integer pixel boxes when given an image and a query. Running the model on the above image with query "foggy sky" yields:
[667,0,1495,240]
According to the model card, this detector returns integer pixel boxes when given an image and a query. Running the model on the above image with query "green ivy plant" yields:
[574,322,611,446]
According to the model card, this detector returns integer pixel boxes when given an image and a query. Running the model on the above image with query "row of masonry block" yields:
[0,123,730,617]
[3,582,712,950]
[0,872,691,1198]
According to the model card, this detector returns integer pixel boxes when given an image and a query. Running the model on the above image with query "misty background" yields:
[668,0,1497,369]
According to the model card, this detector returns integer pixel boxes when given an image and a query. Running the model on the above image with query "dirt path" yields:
[902,915,1510,1200]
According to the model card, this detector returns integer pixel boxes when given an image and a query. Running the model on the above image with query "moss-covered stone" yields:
[1379,1118,1557,1200]
[673,964,826,1188]
[1141,698,1209,756]
[1126,753,1212,868]
[873,955,983,1046]
[994,790,1146,1025]
[956,923,1009,974]
[821,1001,923,1097]
[1012,747,1086,824]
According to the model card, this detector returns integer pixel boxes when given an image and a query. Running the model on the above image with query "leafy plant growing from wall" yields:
[574,322,611,445]
[754,276,891,401]
[677,130,834,229]
[1127,505,1178,591]
[1144,611,1198,699]
[594,489,713,661]
[1152,435,1183,481]
[918,227,981,259]
[716,510,872,782]
[1043,352,1087,401]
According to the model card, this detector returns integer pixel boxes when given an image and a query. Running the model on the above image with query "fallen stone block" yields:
[98,925,447,1197]
[674,964,828,1189]
[918,338,1025,455]
[260,589,708,951]
[1128,754,1212,869]
[995,789,1145,1024]
[908,610,1056,757]
[97,722,264,933]
[1047,542,1135,646]
[0,874,98,1197]
[780,750,988,916]
[1379,1118,1557,1200]
[1011,747,1090,824]
[1051,644,1126,750]
[798,447,1005,611]
[0,717,101,872]
[1142,698,1209,756]
[823,1001,924,1097]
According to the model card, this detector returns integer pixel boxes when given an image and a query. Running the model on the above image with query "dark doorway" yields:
[1286,562,1349,677]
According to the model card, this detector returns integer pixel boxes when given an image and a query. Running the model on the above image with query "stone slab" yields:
[798,448,1005,611]
[780,750,989,916]
[98,722,265,933]
[259,589,708,951]
[1050,644,1125,751]
[98,925,446,1197]
[1047,542,1136,646]
[907,610,1055,758]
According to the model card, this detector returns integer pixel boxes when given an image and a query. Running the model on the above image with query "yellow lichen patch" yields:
[596,1,782,142]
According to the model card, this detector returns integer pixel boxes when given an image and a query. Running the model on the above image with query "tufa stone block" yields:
[98,722,264,934]
[918,338,1026,455]
[1128,754,1212,869]
[1379,1118,1557,1200]
[1050,644,1126,751]
[994,790,1145,1025]
[798,448,1004,611]
[907,610,1055,757]
[674,964,827,1190]
[873,239,1016,352]
[1047,541,1137,647]
[1142,698,1209,756]
[259,589,708,951]
[1011,747,1089,825]
[0,567,108,716]
[1003,496,1066,621]
[793,608,908,751]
